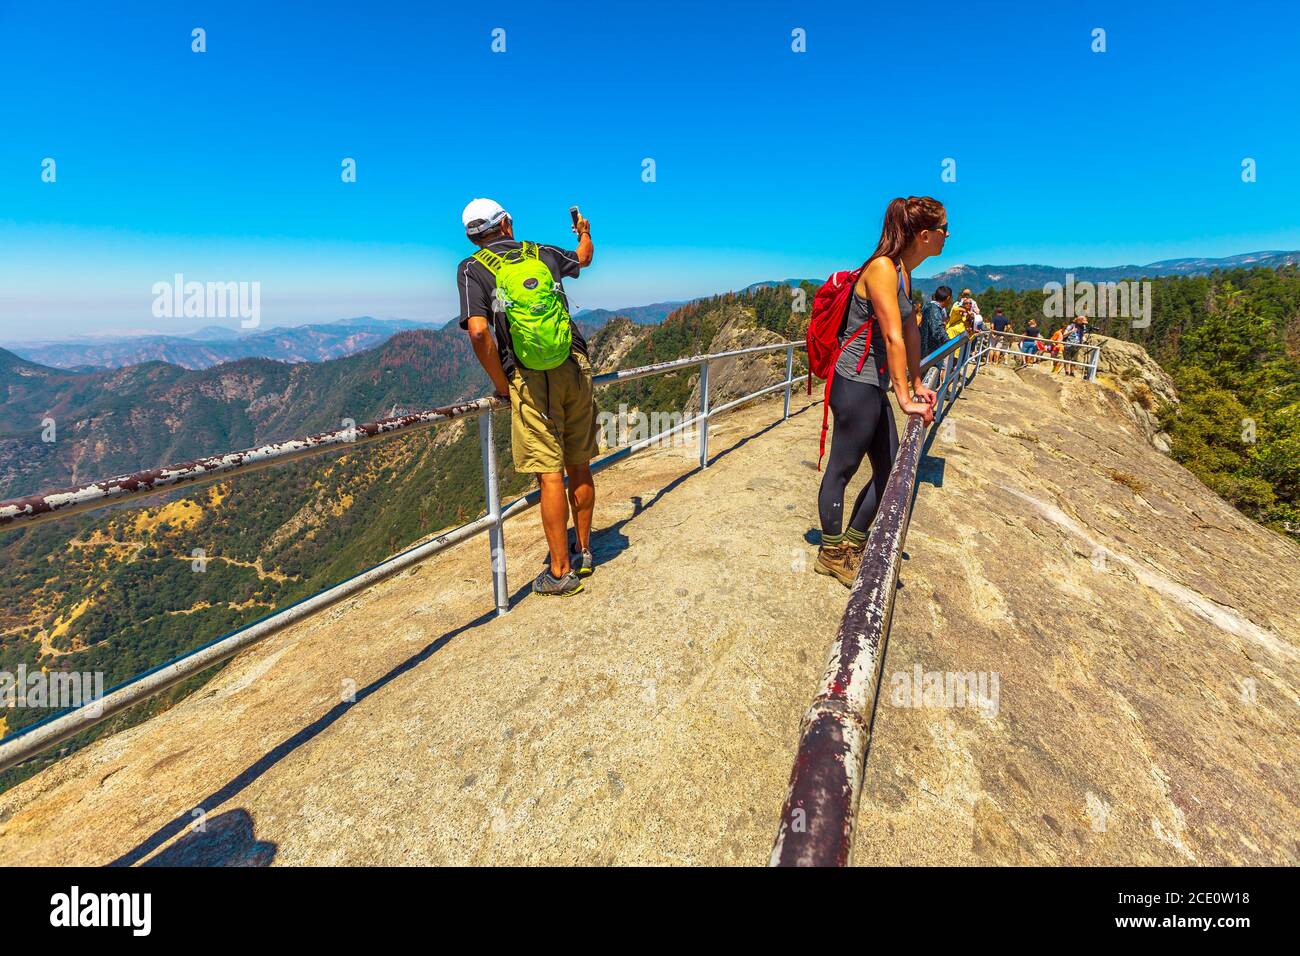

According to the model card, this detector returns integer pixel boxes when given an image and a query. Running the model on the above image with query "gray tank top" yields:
[835,259,912,388]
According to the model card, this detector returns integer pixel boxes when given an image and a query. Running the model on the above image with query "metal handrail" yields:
[0,339,807,773]
[976,328,1102,379]
[989,327,1101,349]
[770,333,973,866]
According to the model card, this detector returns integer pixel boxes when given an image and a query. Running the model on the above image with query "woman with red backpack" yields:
[812,197,944,586]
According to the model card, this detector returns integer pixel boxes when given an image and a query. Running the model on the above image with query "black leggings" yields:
[818,374,898,538]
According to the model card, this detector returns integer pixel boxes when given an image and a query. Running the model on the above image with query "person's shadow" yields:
[142,809,276,867]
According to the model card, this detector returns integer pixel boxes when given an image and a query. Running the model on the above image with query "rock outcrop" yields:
[685,306,791,414]
[588,317,652,373]
[1090,334,1179,452]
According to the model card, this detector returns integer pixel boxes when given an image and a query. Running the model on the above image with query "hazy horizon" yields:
[4,245,1298,346]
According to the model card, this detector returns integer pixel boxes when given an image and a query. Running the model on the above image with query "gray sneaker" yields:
[533,567,584,597]
[542,548,594,577]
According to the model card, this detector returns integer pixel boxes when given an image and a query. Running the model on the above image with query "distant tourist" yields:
[815,197,942,587]
[990,307,1010,365]
[945,293,969,340]
[1063,311,1089,376]
[457,198,598,597]
[1048,324,1067,373]
[957,288,982,336]
[1019,317,1042,365]
[920,286,952,359]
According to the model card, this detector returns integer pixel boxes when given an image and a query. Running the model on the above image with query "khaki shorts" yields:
[508,353,600,474]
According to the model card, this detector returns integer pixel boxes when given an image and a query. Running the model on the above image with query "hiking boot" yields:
[814,544,860,588]
[533,567,584,597]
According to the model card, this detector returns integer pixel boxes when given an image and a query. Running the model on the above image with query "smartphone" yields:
[569,205,581,228]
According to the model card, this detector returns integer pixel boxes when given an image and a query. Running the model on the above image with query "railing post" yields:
[698,360,711,468]
[479,410,509,616]
[783,344,794,420]
[937,353,953,418]
[940,340,964,421]
[1087,342,1101,382]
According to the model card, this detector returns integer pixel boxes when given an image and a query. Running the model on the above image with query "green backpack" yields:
[473,241,572,371]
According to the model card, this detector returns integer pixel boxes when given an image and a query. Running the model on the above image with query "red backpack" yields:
[805,262,880,469]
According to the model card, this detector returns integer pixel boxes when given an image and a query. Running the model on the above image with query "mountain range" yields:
[0,287,799,786]
[3,317,437,372]
[916,251,1300,296]
[744,251,1300,296]
[572,300,686,326]
[0,323,485,499]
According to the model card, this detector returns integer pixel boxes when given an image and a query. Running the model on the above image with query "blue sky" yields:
[1,0,1297,338]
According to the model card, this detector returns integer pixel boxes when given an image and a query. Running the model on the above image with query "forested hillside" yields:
[594,283,812,414]
[0,326,485,499]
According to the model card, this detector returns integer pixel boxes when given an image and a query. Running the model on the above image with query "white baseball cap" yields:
[462,197,509,235]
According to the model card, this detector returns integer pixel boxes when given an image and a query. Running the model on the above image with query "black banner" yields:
[1,866,1279,942]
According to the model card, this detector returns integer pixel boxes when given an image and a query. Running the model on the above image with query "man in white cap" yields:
[457,198,597,598]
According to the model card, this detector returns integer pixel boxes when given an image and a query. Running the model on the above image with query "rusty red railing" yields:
[770,332,974,866]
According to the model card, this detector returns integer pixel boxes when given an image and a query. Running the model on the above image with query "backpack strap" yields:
[818,372,834,470]
[852,318,875,375]
[818,308,875,470]
[895,258,911,299]
[472,248,504,275]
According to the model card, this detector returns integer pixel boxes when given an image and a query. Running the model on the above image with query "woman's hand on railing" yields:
[900,393,935,425]
[913,380,938,408]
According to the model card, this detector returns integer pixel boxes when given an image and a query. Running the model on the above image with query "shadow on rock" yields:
[143,809,276,867]
[917,454,946,488]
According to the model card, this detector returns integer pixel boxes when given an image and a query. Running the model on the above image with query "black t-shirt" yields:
[992,314,1009,331]
[456,239,590,376]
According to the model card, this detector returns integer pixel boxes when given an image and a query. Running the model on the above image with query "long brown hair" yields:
[869,196,945,262]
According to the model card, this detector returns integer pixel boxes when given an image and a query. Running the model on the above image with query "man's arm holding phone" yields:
[570,206,594,268]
